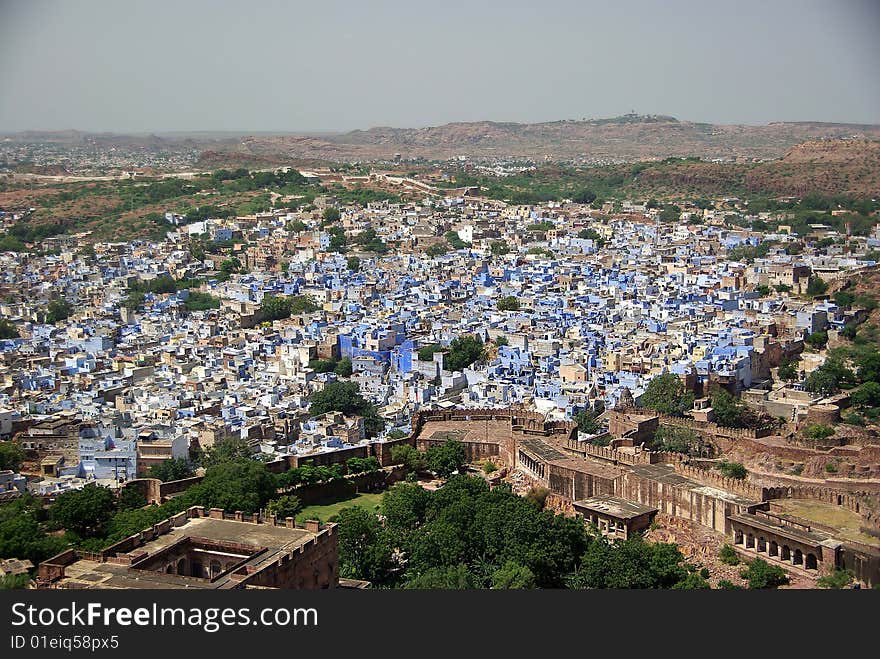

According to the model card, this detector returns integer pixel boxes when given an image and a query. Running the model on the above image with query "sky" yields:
[1,0,879,133]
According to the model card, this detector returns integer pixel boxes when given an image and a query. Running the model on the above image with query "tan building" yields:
[37,506,338,590]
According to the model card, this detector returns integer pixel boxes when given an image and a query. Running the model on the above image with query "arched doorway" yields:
[746,533,755,549]
[210,560,222,578]
[769,541,778,557]
[793,549,803,566]
[734,529,743,545]
[757,537,766,553]
[781,545,791,561]
[176,558,186,575]
[805,554,817,570]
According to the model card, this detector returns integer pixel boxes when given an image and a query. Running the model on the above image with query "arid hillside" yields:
[227,116,880,162]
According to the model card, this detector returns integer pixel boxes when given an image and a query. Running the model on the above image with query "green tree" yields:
[445,335,487,372]
[309,381,384,437]
[117,486,147,511]
[719,544,740,565]
[182,460,276,515]
[381,482,430,540]
[710,389,755,428]
[0,318,19,339]
[856,353,880,384]
[404,564,477,589]
[777,357,799,381]
[524,485,549,509]
[497,296,520,312]
[805,331,828,349]
[804,368,840,397]
[346,256,360,272]
[0,440,25,472]
[803,424,835,441]
[852,382,880,408]
[640,373,693,416]
[740,558,789,589]
[266,495,303,520]
[0,495,66,566]
[336,506,393,584]
[490,241,510,256]
[425,439,467,478]
[322,207,341,223]
[807,276,828,297]
[389,444,427,473]
[334,357,353,377]
[0,573,31,589]
[45,299,73,324]
[491,561,536,589]
[573,189,597,205]
[199,438,254,468]
[572,536,696,589]
[50,485,116,538]
[425,243,448,257]
[650,426,703,456]
[817,568,854,589]
[261,294,292,321]
[148,457,194,482]
[575,408,603,435]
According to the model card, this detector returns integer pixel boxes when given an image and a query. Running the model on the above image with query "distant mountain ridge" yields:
[6,114,880,164]
[234,115,880,162]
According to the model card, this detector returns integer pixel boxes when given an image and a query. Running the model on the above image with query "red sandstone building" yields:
[37,507,338,589]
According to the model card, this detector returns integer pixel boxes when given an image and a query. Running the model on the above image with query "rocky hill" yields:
[227,115,880,163]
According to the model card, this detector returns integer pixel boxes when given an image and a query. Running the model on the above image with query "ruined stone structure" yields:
[410,406,880,586]
[37,506,338,589]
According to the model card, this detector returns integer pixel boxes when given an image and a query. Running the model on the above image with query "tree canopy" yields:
[308,381,384,437]
[639,373,693,416]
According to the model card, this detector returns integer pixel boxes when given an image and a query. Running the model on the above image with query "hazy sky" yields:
[1,0,879,133]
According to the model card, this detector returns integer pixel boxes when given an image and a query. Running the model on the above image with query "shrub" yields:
[803,424,835,441]
[483,461,498,474]
[524,486,549,510]
[719,544,740,566]
[817,568,854,589]
[718,461,748,480]
[740,558,789,589]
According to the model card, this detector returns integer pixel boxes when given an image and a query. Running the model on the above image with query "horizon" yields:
[1,1,879,133]
[4,114,880,138]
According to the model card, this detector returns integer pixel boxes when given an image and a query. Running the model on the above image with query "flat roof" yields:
[574,495,657,519]
[728,512,831,547]
[53,516,319,590]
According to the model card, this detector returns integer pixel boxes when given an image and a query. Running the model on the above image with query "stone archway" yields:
[781,545,791,561]
[793,549,803,566]
[746,533,755,549]
[757,537,766,553]
[805,553,817,570]
[769,541,778,557]
[734,529,743,545]
[176,558,186,575]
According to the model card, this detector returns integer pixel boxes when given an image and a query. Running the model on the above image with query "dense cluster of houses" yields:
[1,191,878,494]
